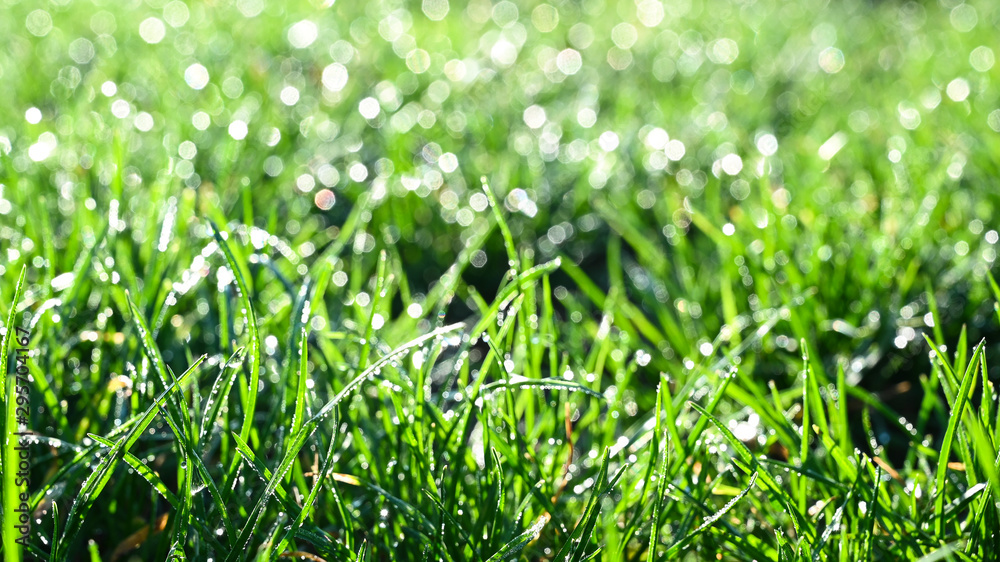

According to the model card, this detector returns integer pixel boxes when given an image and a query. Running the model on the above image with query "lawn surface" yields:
[2,0,1000,560]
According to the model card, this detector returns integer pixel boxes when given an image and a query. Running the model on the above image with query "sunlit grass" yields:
[2,0,1000,559]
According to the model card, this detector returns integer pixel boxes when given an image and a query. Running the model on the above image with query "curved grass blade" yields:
[479,377,604,400]
[485,513,549,562]
[209,221,261,448]
[664,473,759,558]
[0,264,26,404]
[198,347,246,448]
[89,434,180,508]
[125,293,190,433]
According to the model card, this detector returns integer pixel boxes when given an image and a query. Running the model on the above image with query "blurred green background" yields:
[4,0,1000,393]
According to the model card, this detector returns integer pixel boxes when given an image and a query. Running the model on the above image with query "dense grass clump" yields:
[2,0,1000,560]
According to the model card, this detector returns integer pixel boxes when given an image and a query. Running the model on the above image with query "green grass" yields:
[2,0,1000,559]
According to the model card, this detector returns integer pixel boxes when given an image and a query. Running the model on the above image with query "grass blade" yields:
[209,221,262,448]
[1,265,27,561]
[484,513,549,562]
[664,472,758,557]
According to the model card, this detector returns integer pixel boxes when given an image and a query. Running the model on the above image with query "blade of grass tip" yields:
[926,285,946,346]
[0,264,26,399]
[51,502,59,556]
[932,339,984,535]
[955,325,969,383]
[209,220,261,450]
[799,343,812,516]
[688,401,810,538]
[988,271,1000,303]
[226,323,466,561]
[980,352,994,447]
[276,276,313,444]
[987,271,1000,326]
[484,513,550,562]
[291,327,309,438]
[487,447,505,553]
[803,342,831,441]
[166,541,188,561]
[1,264,27,561]
[659,375,686,463]
[358,250,388,372]
[647,377,670,560]
[198,347,247,448]
[355,540,368,562]
[924,335,959,414]
[481,176,520,276]
[665,472,759,558]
